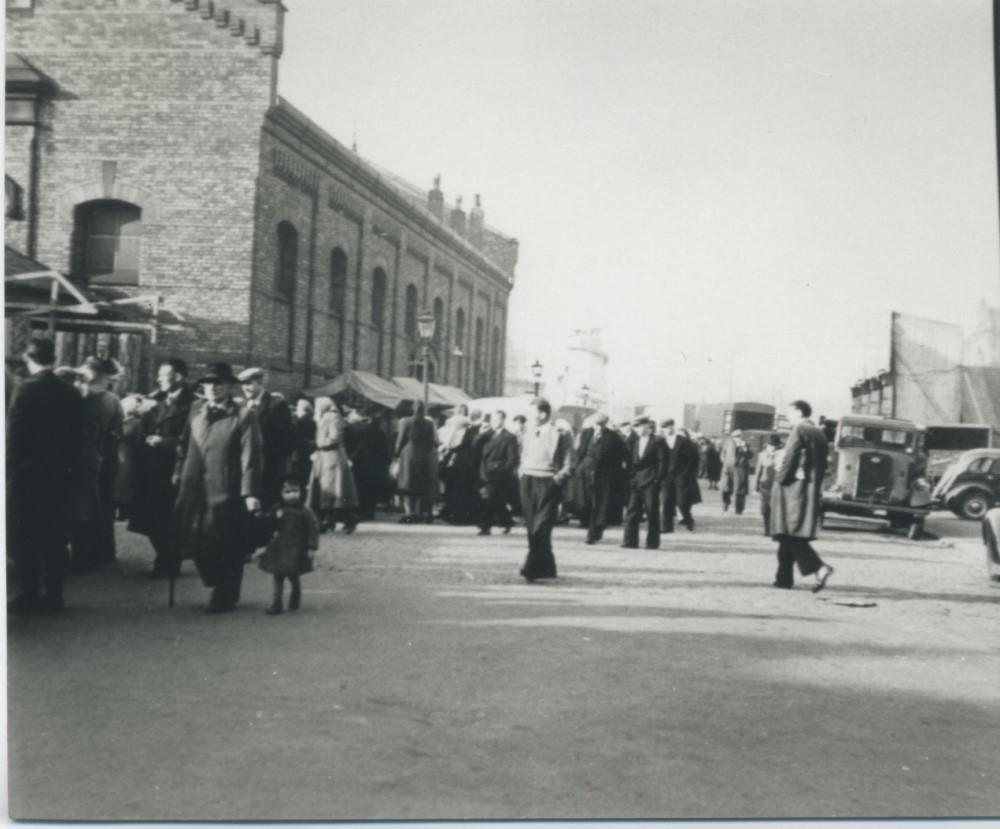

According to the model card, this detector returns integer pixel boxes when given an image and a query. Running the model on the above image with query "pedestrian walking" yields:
[394,399,439,523]
[173,362,262,613]
[129,358,197,579]
[113,393,149,521]
[705,440,722,490]
[720,429,753,513]
[582,413,627,545]
[69,356,124,572]
[289,397,317,488]
[257,475,320,615]
[345,406,392,521]
[307,397,359,533]
[477,409,519,535]
[770,400,834,591]
[517,398,573,581]
[622,416,665,549]
[238,368,295,509]
[674,427,702,530]
[755,433,784,536]
[660,419,681,532]
[7,337,84,614]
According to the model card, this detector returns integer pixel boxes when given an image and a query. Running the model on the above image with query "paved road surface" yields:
[7,490,998,820]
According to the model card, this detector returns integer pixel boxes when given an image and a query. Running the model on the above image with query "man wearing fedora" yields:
[238,367,295,510]
[622,416,666,549]
[174,363,262,613]
[7,337,85,613]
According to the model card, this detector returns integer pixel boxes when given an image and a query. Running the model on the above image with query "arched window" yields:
[372,268,388,374]
[276,222,298,299]
[404,284,418,340]
[72,199,142,285]
[330,247,347,316]
[492,325,501,393]
[371,268,387,329]
[454,308,466,387]
[433,297,444,349]
[475,316,485,395]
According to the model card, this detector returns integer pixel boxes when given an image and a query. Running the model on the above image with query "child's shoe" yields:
[265,598,283,615]
[288,588,301,611]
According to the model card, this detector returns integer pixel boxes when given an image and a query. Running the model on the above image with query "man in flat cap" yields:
[660,418,698,532]
[581,412,628,544]
[622,416,666,549]
[174,363,262,612]
[7,337,85,613]
[238,367,294,510]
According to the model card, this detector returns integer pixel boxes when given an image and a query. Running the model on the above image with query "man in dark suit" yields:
[477,410,519,535]
[661,419,698,532]
[622,416,666,549]
[584,413,628,544]
[238,368,294,509]
[129,358,196,578]
[771,400,834,591]
[7,337,85,614]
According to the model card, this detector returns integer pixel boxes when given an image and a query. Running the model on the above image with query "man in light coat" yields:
[770,400,834,591]
[174,363,262,612]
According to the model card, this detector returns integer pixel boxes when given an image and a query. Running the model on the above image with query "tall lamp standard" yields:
[580,384,591,407]
[417,309,436,411]
[531,359,543,397]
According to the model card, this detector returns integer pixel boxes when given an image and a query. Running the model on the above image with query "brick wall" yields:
[6,0,278,385]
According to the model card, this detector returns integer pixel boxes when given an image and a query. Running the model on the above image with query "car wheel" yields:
[958,490,993,521]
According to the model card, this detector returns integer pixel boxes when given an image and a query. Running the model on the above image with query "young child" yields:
[257,475,320,615]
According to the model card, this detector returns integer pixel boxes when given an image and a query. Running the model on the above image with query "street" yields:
[6,489,999,821]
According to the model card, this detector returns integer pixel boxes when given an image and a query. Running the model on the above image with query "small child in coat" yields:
[257,475,320,615]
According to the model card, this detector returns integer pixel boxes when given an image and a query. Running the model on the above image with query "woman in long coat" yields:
[770,401,834,591]
[308,396,359,533]
[173,363,262,612]
[394,399,438,523]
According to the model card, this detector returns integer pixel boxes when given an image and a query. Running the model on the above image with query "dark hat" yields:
[25,336,56,366]
[196,362,238,385]
[632,415,651,427]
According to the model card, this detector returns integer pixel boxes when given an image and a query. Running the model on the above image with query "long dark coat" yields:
[173,399,262,585]
[69,389,124,525]
[289,415,317,487]
[394,414,438,498]
[584,427,628,527]
[668,435,703,508]
[247,392,295,507]
[346,418,392,510]
[770,420,828,540]
[129,384,196,538]
[6,369,84,544]
[566,427,594,518]
[705,445,723,482]
[257,505,319,577]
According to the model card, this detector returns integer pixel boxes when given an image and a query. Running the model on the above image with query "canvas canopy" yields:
[390,376,462,409]
[305,370,406,410]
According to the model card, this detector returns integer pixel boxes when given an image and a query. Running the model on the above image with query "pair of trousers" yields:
[661,481,694,531]
[11,521,68,602]
[624,483,660,548]
[519,476,560,579]
[480,478,514,532]
[775,537,825,585]
[210,561,245,609]
[150,528,180,576]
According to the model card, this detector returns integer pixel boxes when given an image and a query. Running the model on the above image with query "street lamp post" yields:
[580,383,590,407]
[417,309,436,411]
[531,359,543,397]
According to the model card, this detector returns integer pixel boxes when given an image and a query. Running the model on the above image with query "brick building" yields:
[5,0,517,396]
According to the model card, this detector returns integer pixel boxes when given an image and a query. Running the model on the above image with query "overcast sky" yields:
[280,0,999,418]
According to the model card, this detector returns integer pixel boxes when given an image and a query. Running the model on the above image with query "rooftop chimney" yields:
[449,195,467,237]
[468,194,484,248]
[428,175,444,219]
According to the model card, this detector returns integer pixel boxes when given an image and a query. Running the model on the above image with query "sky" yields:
[279,0,1000,419]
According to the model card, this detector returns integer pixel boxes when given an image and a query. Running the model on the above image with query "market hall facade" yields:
[5,0,517,396]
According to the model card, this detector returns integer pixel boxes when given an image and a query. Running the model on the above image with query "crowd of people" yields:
[6,335,833,616]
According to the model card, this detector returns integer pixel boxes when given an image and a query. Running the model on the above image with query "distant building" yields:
[850,310,1000,427]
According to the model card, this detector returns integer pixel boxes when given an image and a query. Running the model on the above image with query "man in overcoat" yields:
[130,358,196,578]
[770,400,834,591]
[238,367,294,509]
[174,363,262,612]
[622,416,666,549]
[720,429,753,514]
[583,413,627,544]
[477,410,520,535]
[7,337,84,613]
[660,419,681,532]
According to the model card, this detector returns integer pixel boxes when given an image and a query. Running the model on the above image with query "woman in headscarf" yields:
[307,397,359,533]
[394,399,439,523]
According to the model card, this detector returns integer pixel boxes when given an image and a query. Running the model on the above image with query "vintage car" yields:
[931,448,1000,520]
[821,415,933,539]
[982,507,1000,583]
